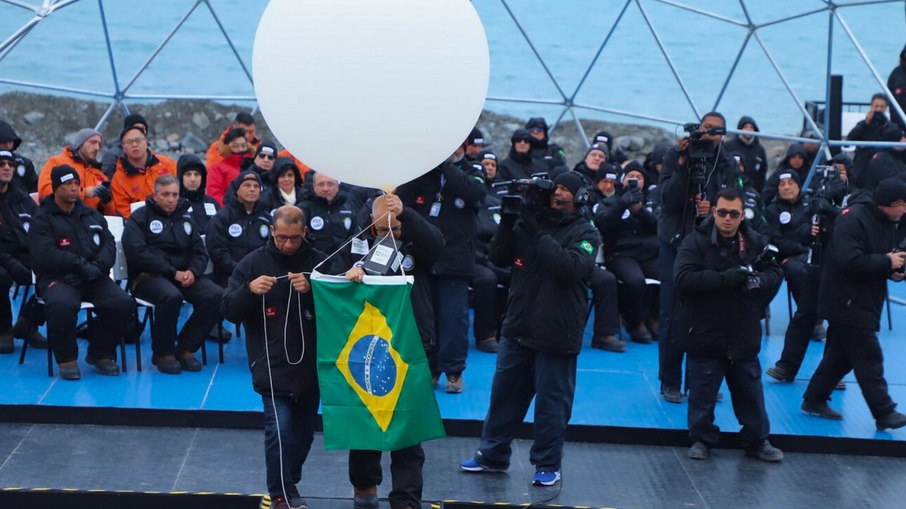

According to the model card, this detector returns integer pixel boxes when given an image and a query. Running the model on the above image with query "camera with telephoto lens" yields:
[492,173,555,217]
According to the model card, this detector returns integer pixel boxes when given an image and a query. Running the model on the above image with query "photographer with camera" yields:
[656,111,741,403]
[863,125,906,191]
[675,187,784,462]
[801,178,906,430]
[847,93,891,181]
[595,168,659,345]
[460,172,598,487]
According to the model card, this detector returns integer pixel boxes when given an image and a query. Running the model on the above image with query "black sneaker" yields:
[766,366,794,383]
[688,441,709,460]
[661,384,684,404]
[592,335,626,352]
[876,411,906,431]
[208,324,232,344]
[801,401,843,420]
[152,354,182,375]
[745,440,783,462]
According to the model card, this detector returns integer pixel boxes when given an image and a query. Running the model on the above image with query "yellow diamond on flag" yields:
[336,301,409,431]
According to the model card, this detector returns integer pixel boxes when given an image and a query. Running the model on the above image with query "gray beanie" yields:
[72,128,103,149]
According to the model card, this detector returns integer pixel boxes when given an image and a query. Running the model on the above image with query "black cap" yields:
[586,144,609,159]
[467,127,486,146]
[554,171,584,197]
[511,128,532,143]
[479,150,497,161]
[237,169,263,186]
[0,150,13,162]
[51,164,80,192]
[874,177,906,206]
[592,131,613,151]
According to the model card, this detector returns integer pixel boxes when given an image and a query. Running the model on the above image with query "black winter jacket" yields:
[888,62,906,130]
[490,207,600,355]
[397,160,486,277]
[177,154,220,232]
[595,190,658,261]
[674,218,782,359]
[298,192,359,255]
[725,135,767,193]
[29,196,115,288]
[123,197,208,281]
[222,240,326,398]
[0,185,36,283]
[206,199,272,277]
[497,149,550,182]
[764,197,812,259]
[818,191,899,330]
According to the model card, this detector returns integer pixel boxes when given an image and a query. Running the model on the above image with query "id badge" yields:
[429,202,442,217]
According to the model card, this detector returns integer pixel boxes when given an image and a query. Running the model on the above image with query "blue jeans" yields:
[262,393,319,497]
[476,337,577,471]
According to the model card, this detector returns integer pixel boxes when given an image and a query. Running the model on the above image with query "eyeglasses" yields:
[0,161,12,168]
[122,137,146,146]
[528,127,544,133]
[257,153,275,160]
[715,208,742,219]
[274,234,303,244]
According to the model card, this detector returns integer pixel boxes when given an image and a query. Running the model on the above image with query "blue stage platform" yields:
[2,280,906,447]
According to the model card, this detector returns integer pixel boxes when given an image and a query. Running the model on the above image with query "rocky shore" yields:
[0,91,790,174]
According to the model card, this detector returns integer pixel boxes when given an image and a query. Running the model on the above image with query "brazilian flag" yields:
[311,273,446,450]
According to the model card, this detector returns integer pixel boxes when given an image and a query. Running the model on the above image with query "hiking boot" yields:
[353,486,378,509]
[476,337,499,353]
[532,470,561,486]
[58,360,81,381]
[876,411,906,431]
[811,323,827,342]
[745,441,783,462]
[688,441,709,460]
[459,457,506,473]
[591,334,626,352]
[628,324,652,344]
[0,329,13,354]
[152,354,182,375]
[86,356,120,376]
[661,384,684,404]
[177,350,202,372]
[766,366,794,383]
[801,400,843,420]
[445,374,463,394]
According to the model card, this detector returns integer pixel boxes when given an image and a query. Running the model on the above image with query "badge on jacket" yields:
[149,220,164,234]
[310,216,325,230]
[580,240,594,255]
[183,222,193,235]
[16,165,25,177]
[259,224,269,238]
[58,237,71,248]
[205,203,217,216]
[779,211,791,225]
[265,306,277,318]
[228,224,242,238]
[343,217,352,230]
[92,233,100,246]
[454,198,465,209]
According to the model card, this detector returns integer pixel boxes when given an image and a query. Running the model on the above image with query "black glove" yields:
[520,207,539,235]
[94,181,112,204]
[826,175,846,199]
[80,260,103,282]
[5,259,31,286]
[810,197,836,216]
[720,266,750,287]
[620,188,644,207]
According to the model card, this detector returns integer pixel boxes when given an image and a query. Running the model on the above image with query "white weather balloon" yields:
[253,0,490,190]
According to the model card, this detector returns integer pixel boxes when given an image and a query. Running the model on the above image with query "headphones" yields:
[573,181,590,205]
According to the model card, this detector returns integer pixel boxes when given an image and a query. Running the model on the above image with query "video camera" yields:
[683,122,726,160]
[491,173,554,217]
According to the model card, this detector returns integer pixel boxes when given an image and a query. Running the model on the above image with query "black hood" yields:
[177,154,208,201]
[737,116,759,131]
[525,117,550,147]
[0,121,21,151]
[272,157,302,187]
[781,143,808,167]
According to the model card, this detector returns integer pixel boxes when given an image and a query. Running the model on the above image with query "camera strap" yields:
[738,232,748,259]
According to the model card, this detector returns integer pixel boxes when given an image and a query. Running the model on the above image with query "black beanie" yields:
[237,169,263,187]
[554,172,584,197]
[123,113,148,132]
[586,144,609,159]
[595,163,619,183]
[874,177,906,206]
[776,169,801,186]
[592,131,613,152]
[51,164,80,192]
[256,141,277,158]
[479,150,497,162]
[511,128,532,143]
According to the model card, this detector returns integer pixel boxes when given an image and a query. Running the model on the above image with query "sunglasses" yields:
[257,153,276,160]
[716,208,742,219]
[0,161,12,168]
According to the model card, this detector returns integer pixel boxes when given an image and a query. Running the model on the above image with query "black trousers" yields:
[41,277,134,363]
[430,275,470,376]
[348,445,425,509]
[776,261,820,376]
[586,266,619,336]
[803,322,896,419]
[133,275,223,357]
[687,353,770,448]
[471,264,499,342]
[609,255,659,328]
[658,240,685,390]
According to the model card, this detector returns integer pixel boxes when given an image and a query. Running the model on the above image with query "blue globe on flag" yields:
[349,335,398,397]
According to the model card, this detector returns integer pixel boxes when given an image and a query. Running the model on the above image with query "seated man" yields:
[123,174,223,375]
[224,142,277,210]
[39,128,114,214]
[177,154,220,232]
[110,122,177,219]
[29,165,134,380]
[0,119,38,192]
[205,112,260,170]
[299,172,359,255]
[206,170,272,288]
[0,150,45,354]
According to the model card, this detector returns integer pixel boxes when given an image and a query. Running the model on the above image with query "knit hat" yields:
[0,150,13,162]
[830,152,853,169]
[554,171,584,197]
[511,128,532,143]
[467,127,486,146]
[255,141,277,158]
[237,169,263,186]
[479,150,497,162]
[123,113,148,132]
[874,177,906,206]
[595,163,619,183]
[119,124,147,142]
[586,144,608,159]
[72,128,103,150]
[776,169,801,186]
[51,164,80,192]
[592,131,613,151]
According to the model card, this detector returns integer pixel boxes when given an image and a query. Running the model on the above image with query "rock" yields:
[23,111,44,125]
[154,139,169,151]
[180,132,208,153]
[166,133,180,143]
[192,112,210,131]
[168,141,181,150]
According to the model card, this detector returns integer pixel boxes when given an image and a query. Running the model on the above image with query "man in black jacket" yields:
[724,116,768,193]
[657,111,742,403]
[0,120,37,193]
[397,159,485,393]
[177,154,220,232]
[802,178,906,430]
[222,205,322,509]
[459,172,599,487]
[342,193,443,509]
[497,129,550,182]
[675,187,783,462]
[0,150,45,354]
[30,165,133,380]
[299,172,360,255]
[887,44,906,130]
[224,141,277,210]
[847,93,891,181]
[123,174,222,375]
[206,170,272,288]
[525,117,568,174]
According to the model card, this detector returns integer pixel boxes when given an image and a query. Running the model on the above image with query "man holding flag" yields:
[221,205,325,509]
[310,193,445,509]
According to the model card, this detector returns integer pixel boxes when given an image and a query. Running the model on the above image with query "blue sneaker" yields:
[459,458,506,473]
[532,470,561,486]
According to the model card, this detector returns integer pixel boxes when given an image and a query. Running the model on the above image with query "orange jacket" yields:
[39,147,115,214]
[206,127,260,169]
[277,149,312,179]
[111,151,176,218]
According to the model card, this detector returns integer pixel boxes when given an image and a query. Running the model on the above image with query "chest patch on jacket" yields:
[580,240,594,254]
[265,306,277,318]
